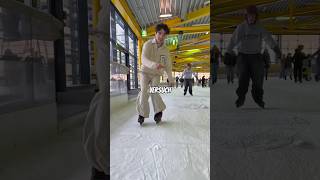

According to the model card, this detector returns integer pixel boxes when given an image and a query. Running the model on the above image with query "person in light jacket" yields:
[225,5,281,108]
[136,23,174,125]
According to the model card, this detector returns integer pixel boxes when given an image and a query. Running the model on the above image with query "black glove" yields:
[224,52,232,65]
[273,46,282,58]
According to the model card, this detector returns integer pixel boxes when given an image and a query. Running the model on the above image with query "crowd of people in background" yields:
[175,71,210,89]
[278,45,320,83]
[211,44,320,85]
[173,63,210,96]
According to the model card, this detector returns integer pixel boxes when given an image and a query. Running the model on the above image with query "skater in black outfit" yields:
[293,45,306,83]
[314,48,320,81]
[224,51,237,84]
[262,49,271,80]
[284,53,293,80]
[175,76,179,88]
[212,45,220,84]
[225,5,281,108]
[201,76,206,87]
[179,77,184,88]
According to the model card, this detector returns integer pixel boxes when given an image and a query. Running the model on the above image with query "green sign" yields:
[142,29,147,37]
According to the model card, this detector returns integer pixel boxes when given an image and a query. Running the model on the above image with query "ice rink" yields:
[110,86,210,180]
[212,78,320,180]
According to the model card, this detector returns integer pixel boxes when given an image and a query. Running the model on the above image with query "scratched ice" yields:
[110,87,210,180]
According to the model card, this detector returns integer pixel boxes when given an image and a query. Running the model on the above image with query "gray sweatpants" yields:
[136,72,166,118]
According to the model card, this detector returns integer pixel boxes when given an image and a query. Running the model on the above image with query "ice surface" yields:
[212,78,320,180]
[110,86,210,180]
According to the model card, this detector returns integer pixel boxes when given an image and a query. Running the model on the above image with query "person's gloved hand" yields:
[156,63,165,70]
[273,46,282,59]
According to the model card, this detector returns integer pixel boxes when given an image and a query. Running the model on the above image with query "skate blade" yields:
[138,120,144,126]
[155,120,162,124]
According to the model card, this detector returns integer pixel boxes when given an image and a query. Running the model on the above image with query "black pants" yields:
[184,79,193,94]
[236,53,264,103]
[294,64,302,82]
[91,168,109,180]
[265,68,269,80]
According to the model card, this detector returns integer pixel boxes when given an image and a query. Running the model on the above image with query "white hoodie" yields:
[141,39,173,83]
[227,21,278,54]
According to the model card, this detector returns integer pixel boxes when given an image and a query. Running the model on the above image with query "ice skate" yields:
[138,115,144,125]
[235,97,245,108]
[256,101,265,109]
[154,112,162,124]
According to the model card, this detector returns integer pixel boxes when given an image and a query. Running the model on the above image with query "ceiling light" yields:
[159,0,174,18]
[276,16,295,21]
[159,14,172,18]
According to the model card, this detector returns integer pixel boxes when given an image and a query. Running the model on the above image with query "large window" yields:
[129,55,136,90]
[128,30,135,54]
[115,13,126,47]
[0,4,56,114]
[63,0,81,87]
[110,4,138,95]
[16,0,49,12]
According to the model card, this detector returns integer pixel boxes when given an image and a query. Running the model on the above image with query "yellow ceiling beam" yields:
[215,27,320,35]
[146,6,210,33]
[173,52,209,58]
[147,25,209,35]
[111,0,142,39]
[174,59,209,64]
[146,18,183,33]
[179,34,210,47]
[166,34,210,52]
[180,6,210,25]
[174,54,209,60]
[214,17,320,30]
[144,32,209,39]
[171,44,210,52]
[212,4,320,21]
[212,1,320,35]
[212,0,279,16]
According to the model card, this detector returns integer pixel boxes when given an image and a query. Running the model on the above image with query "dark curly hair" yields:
[155,23,170,34]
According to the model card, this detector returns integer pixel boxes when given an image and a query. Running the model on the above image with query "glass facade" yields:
[63,0,81,87]
[110,4,138,96]
[0,4,56,114]
[16,0,50,12]
[61,0,94,87]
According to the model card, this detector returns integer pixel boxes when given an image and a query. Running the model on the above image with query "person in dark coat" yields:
[262,49,271,80]
[201,76,206,87]
[224,51,237,84]
[293,45,306,83]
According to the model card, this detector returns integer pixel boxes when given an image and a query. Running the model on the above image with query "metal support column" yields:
[78,0,91,84]
[50,0,66,92]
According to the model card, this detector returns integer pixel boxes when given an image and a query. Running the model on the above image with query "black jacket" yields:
[293,50,306,66]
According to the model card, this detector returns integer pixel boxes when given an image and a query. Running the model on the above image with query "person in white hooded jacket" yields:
[136,23,174,125]
[226,5,281,108]
[82,0,108,179]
